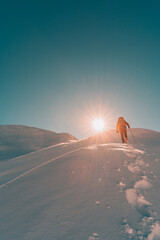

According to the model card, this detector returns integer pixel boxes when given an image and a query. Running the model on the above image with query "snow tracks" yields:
[86,143,160,240]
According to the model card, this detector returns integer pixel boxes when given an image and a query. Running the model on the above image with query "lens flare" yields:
[92,118,105,132]
[74,99,114,138]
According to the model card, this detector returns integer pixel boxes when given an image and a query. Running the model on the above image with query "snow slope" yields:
[0,129,160,239]
[0,125,77,160]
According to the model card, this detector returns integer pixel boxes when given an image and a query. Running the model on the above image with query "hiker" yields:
[116,117,130,143]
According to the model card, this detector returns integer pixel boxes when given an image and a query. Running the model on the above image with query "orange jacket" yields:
[116,118,130,132]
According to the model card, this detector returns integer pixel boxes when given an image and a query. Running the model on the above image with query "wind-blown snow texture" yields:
[0,125,77,160]
[0,129,160,239]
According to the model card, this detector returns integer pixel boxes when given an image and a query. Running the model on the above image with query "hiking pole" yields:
[129,128,136,144]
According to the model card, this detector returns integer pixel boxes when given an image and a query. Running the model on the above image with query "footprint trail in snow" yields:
[116,144,160,239]
[87,143,160,239]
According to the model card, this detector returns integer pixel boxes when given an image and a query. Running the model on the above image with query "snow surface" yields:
[0,125,77,160]
[0,129,160,239]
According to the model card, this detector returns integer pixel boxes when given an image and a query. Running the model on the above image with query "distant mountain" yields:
[0,125,77,160]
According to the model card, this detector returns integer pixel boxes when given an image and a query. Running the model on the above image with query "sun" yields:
[92,118,105,132]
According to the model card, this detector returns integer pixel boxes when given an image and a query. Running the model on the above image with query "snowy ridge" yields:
[0,131,160,239]
[0,125,77,160]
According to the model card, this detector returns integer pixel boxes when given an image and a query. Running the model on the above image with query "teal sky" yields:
[0,0,160,138]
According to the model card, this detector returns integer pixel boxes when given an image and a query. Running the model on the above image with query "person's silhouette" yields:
[116,117,130,143]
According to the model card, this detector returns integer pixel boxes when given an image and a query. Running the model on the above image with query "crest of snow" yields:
[86,145,98,150]
[118,181,126,187]
[134,149,146,154]
[147,223,160,240]
[137,194,152,207]
[106,145,145,156]
[134,177,152,190]
[127,164,140,174]
[125,189,137,207]
[125,189,152,210]
[68,139,78,142]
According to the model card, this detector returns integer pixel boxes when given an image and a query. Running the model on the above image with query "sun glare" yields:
[76,101,113,137]
[92,118,105,132]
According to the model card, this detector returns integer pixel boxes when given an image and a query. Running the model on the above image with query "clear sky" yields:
[0,0,160,138]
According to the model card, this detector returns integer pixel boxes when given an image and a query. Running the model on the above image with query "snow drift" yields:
[0,128,160,239]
